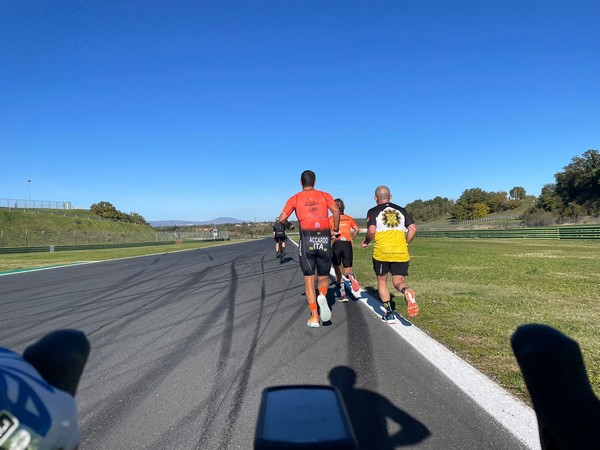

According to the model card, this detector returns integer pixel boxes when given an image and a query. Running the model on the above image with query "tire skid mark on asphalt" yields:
[80,252,234,343]
[87,265,215,342]
[205,255,269,449]
[80,257,241,446]
[5,253,191,336]
[192,258,239,446]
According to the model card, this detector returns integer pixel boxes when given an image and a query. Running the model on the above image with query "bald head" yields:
[375,185,391,204]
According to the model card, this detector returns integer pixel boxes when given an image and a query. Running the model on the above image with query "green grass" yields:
[351,238,600,401]
[0,241,237,273]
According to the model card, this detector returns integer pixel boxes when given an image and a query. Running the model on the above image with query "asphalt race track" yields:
[0,240,531,449]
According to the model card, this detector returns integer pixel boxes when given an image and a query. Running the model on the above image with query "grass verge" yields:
[351,237,600,402]
[0,241,237,273]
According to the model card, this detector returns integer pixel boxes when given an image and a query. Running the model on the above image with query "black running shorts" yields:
[372,258,409,277]
[299,230,332,276]
[332,241,353,268]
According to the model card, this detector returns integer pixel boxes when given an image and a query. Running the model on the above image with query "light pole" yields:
[27,179,31,208]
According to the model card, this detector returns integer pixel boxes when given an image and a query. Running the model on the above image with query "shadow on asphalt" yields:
[361,286,414,327]
[329,366,431,448]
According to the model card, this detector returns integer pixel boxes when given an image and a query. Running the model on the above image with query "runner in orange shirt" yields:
[279,170,340,328]
[328,198,361,301]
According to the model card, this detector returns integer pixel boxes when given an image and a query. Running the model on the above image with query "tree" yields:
[457,188,489,208]
[509,186,526,200]
[90,201,148,225]
[451,188,490,220]
[405,196,455,222]
[450,203,470,220]
[554,149,600,214]
[536,184,562,212]
[90,201,119,220]
[563,201,587,220]
[487,191,511,213]
[127,212,149,225]
[471,203,490,219]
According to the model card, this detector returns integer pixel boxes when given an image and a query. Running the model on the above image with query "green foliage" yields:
[530,150,600,218]
[127,212,148,225]
[536,184,562,212]
[90,201,118,218]
[471,202,490,218]
[509,186,526,200]
[405,196,455,222]
[563,201,587,219]
[487,191,511,212]
[554,149,600,215]
[520,208,556,227]
[450,203,470,220]
[450,188,520,220]
[90,201,148,225]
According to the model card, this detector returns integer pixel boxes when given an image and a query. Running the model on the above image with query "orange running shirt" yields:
[282,189,336,232]
[329,214,358,242]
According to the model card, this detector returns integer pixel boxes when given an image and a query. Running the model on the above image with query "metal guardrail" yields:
[417,226,600,240]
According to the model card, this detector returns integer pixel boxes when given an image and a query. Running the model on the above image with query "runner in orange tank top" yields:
[279,170,340,328]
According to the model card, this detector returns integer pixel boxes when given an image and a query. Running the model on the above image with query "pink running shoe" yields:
[347,272,361,297]
[404,288,420,318]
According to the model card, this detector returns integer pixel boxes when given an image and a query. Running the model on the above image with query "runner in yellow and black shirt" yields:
[361,185,419,323]
[279,170,340,328]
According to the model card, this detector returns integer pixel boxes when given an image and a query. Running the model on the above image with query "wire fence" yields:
[1,198,72,210]
[421,214,600,230]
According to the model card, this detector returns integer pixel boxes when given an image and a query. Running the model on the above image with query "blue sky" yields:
[1,1,598,222]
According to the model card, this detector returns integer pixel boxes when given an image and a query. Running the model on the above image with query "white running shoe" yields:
[337,294,349,303]
[317,294,332,322]
[307,316,320,328]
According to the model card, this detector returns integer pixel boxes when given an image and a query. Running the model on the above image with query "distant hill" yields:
[149,217,245,227]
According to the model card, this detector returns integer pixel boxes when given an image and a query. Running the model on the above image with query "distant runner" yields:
[279,170,340,328]
[328,198,361,301]
[361,185,419,323]
[272,218,287,258]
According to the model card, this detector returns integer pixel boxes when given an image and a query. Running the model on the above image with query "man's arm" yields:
[361,225,376,248]
[279,212,295,230]
[329,202,341,237]
[349,218,359,240]
[406,223,417,244]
